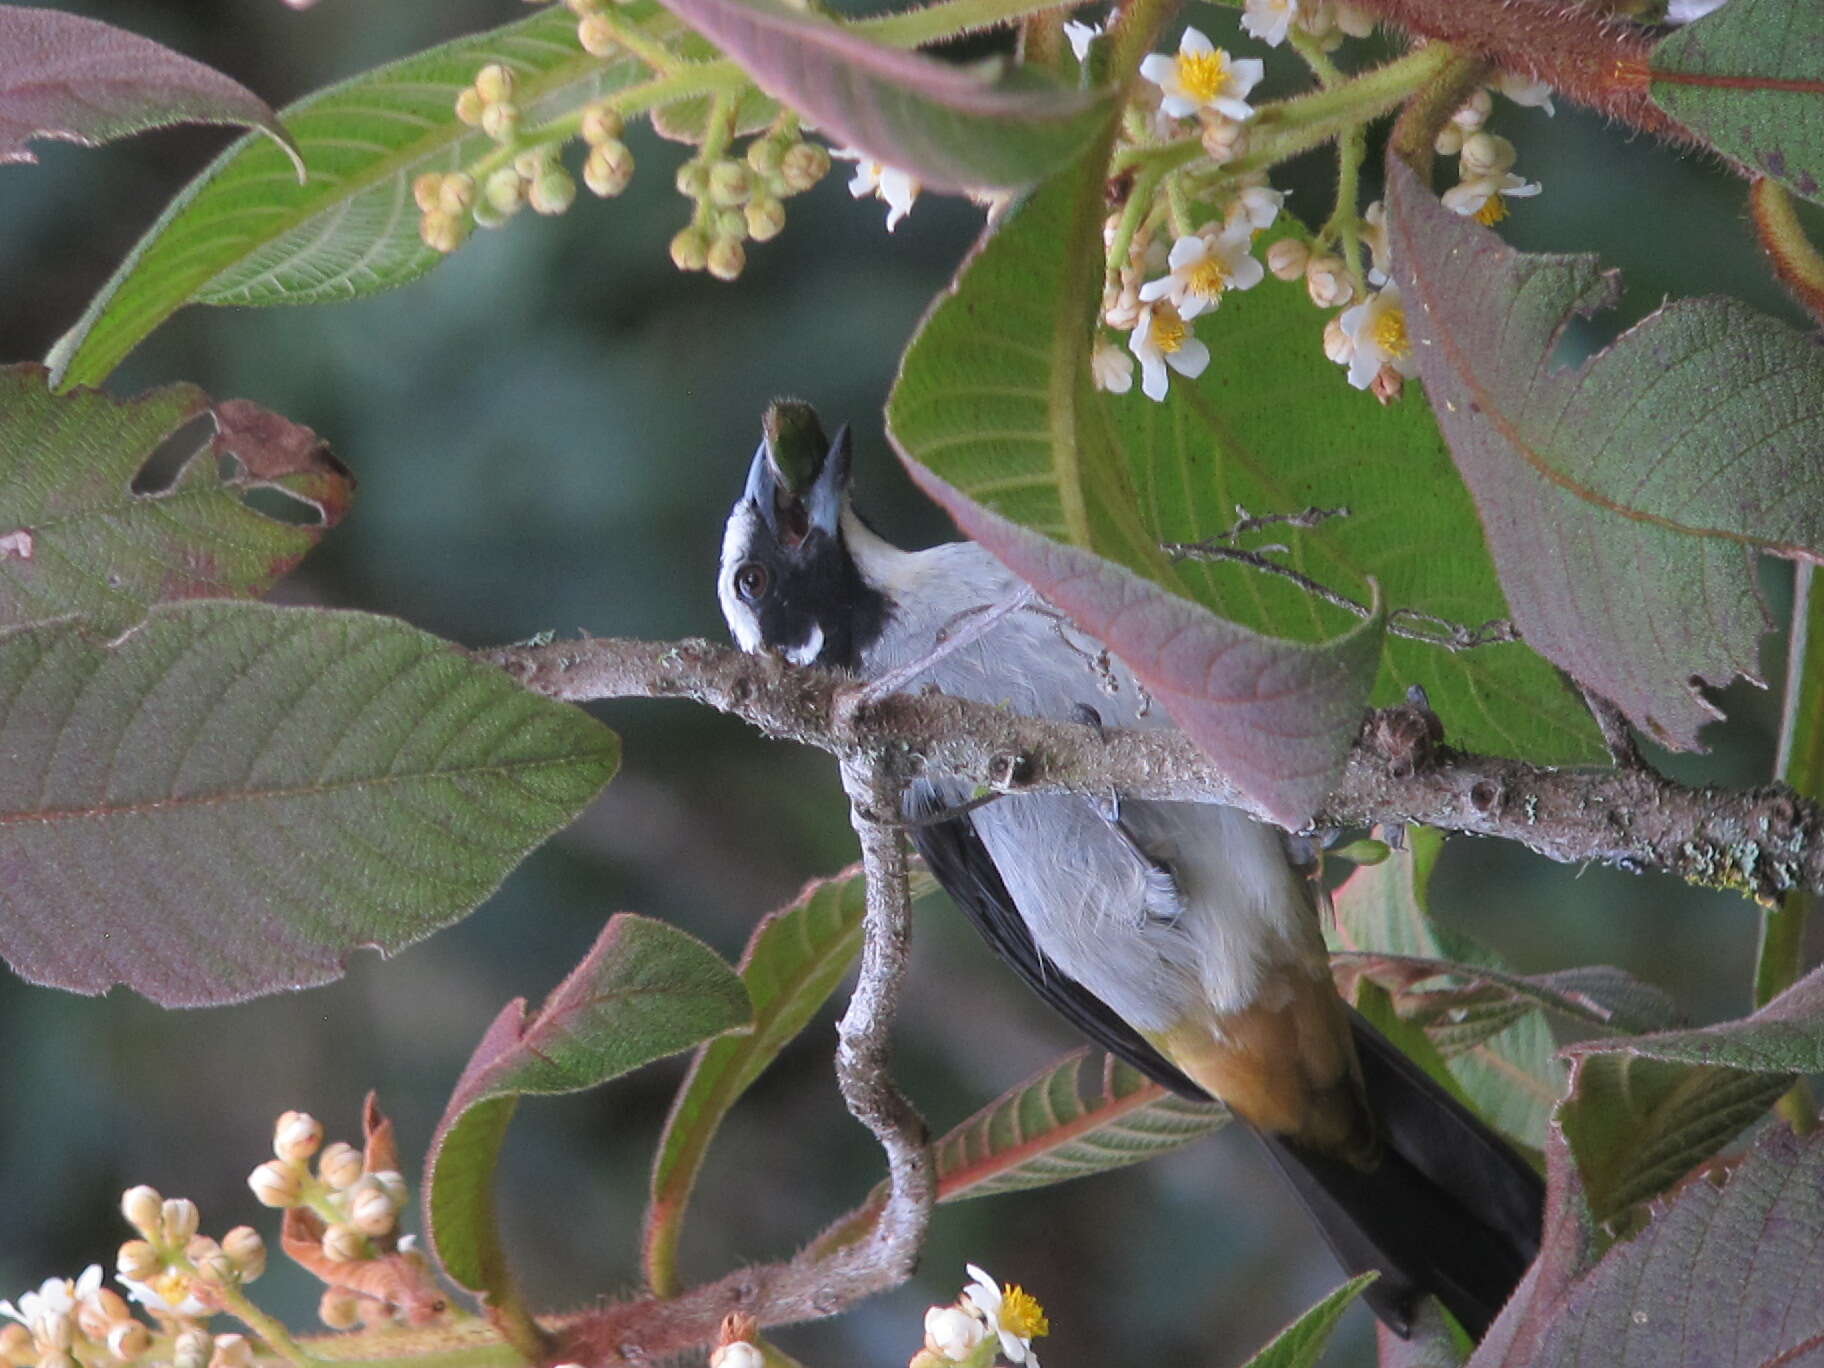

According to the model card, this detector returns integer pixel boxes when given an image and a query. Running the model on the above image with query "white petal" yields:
[1063,20,1098,60]
[1227,57,1265,96]
[1168,338,1210,380]
[1211,95,1256,121]
[1139,352,1168,400]
[1179,26,1213,54]
[1137,276,1174,303]
[1504,179,1543,198]
[1138,53,1176,85]
[1229,254,1265,291]
[1158,93,1197,118]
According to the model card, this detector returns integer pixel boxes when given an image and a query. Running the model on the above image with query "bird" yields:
[717,398,1543,1339]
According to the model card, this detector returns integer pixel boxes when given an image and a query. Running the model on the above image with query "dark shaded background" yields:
[1,3,1816,1364]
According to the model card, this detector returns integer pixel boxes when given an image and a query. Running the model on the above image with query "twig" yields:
[482,635,1824,904]
[1164,538,1518,651]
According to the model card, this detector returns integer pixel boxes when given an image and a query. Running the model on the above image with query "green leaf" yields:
[1568,961,1824,1074]
[0,7,301,176]
[0,603,619,1007]
[1650,0,1824,205]
[0,364,352,631]
[1330,828,1561,1146]
[644,867,866,1295]
[1103,225,1601,766]
[648,0,1109,192]
[1236,1273,1378,1368]
[48,7,643,388]
[891,155,1386,828]
[426,914,751,1303]
[935,1049,1228,1201]
[1386,157,1824,750]
[1333,955,1682,1042]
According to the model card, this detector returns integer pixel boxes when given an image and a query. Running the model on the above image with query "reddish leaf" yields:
[1386,157,1824,749]
[904,465,1383,828]
[279,1208,447,1325]
[424,915,749,1307]
[647,0,1108,192]
[0,7,301,176]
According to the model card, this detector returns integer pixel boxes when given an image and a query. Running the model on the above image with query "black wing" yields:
[905,786,1205,1100]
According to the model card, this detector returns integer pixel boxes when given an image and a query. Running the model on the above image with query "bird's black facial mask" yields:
[719,404,887,670]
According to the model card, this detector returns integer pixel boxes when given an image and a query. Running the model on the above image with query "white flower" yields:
[1441,171,1541,224]
[833,147,920,231]
[1241,0,1298,47]
[1334,284,1417,390]
[118,1275,209,1320]
[1228,183,1285,234]
[959,1264,1048,1367]
[1139,28,1263,121]
[1062,18,1105,62]
[1129,300,1209,400]
[924,1305,987,1362]
[1138,226,1264,320]
[0,1267,101,1327]
[1090,338,1134,394]
[1495,70,1556,114]
[708,1342,764,1368]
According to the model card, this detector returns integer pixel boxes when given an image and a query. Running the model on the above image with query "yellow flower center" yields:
[1150,307,1189,355]
[1175,49,1230,102]
[1186,256,1230,299]
[150,1269,192,1307]
[1370,305,1410,359]
[1474,192,1509,225]
[999,1286,1049,1341]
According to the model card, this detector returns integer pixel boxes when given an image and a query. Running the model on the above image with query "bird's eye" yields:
[735,562,770,601]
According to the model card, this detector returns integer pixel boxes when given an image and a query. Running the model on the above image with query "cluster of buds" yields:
[1239,0,1377,53]
[670,134,829,281]
[0,1267,150,1368]
[455,61,522,146]
[116,1188,266,1323]
[248,1112,409,1270]
[1434,69,1555,158]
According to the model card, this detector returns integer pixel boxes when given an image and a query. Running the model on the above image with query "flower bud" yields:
[437,173,476,215]
[161,1198,201,1247]
[454,87,485,126]
[675,160,710,199]
[744,195,785,242]
[528,167,577,215]
[119,1187,164,1240]
[248,1160,302,1209]
[514,146,555,179]
[371,1170,408,1207]
[318,1289,361,1331]
[584,141,635,197]
[77,1289,131,1338]
[707,235,746,281]
[1305,254,1353,308]
[474,63,516,105]
[670,226,710,271]
[924,1305,987,1362]
[37,1312,75,1352]
[1199,114,1248,163]
[209,1334,252,1368]
[1450,87,1492,129]
[116,1241,161,1283]
[173,1330,211,1368]
[484,167,526,216]
[317,1141,363,1191]
[778,142,829,192]
[480,101,520,144]
[714,208,746,241]
[274,1112,324,1163]
[580,104,624,146]
[411,173,444,215]
[221,1227,266,1283]
[577,14,618,56]
[707,1343,763,1368]
[1266,238,1309,281]
[419,209,467,253]
[745,139,784,177]
[107,1322,150,1362]
[1322,313,1353,365]
[1433,123,1465,157]
[348,1185,397,1238]
[1459,131,1517,178]
[1333,1,1375,36]
[321,1224,365,1263]
[707,159,752,207]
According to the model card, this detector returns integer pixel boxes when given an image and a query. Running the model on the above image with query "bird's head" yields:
[718,399,890,670]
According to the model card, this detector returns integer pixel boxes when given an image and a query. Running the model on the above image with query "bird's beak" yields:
[746,400,850,548]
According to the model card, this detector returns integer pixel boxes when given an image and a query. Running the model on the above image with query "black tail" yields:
[1256,1011,1545,1338]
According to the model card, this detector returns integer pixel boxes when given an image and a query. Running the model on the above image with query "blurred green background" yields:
[0,3,1816,1365]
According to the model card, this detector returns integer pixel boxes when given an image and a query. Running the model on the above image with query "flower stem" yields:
[216,1285,318,1368]
[585,7,684,76]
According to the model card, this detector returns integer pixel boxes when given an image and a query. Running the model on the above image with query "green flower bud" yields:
[745,138,784,177]
[484,167,526,215]
[778,141,830,193]
[706,235,746,281]
[474,63,515,105]
[670,226,710,271]
[454,87,485,127]
[480,101,520,144]
[675,160,711,200]
[577,13,617,56]
[581,103,624,146]
[744,194,785,242]
[529,166,577,215]
[707,159,752,207]
[584,140,635,197]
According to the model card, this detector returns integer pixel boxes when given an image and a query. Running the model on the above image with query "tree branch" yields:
[484,635,1824,904]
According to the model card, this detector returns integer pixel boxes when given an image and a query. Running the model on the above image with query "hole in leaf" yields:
[217,450,245,482]
[240,484,325,527]
[132,413,216,494]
